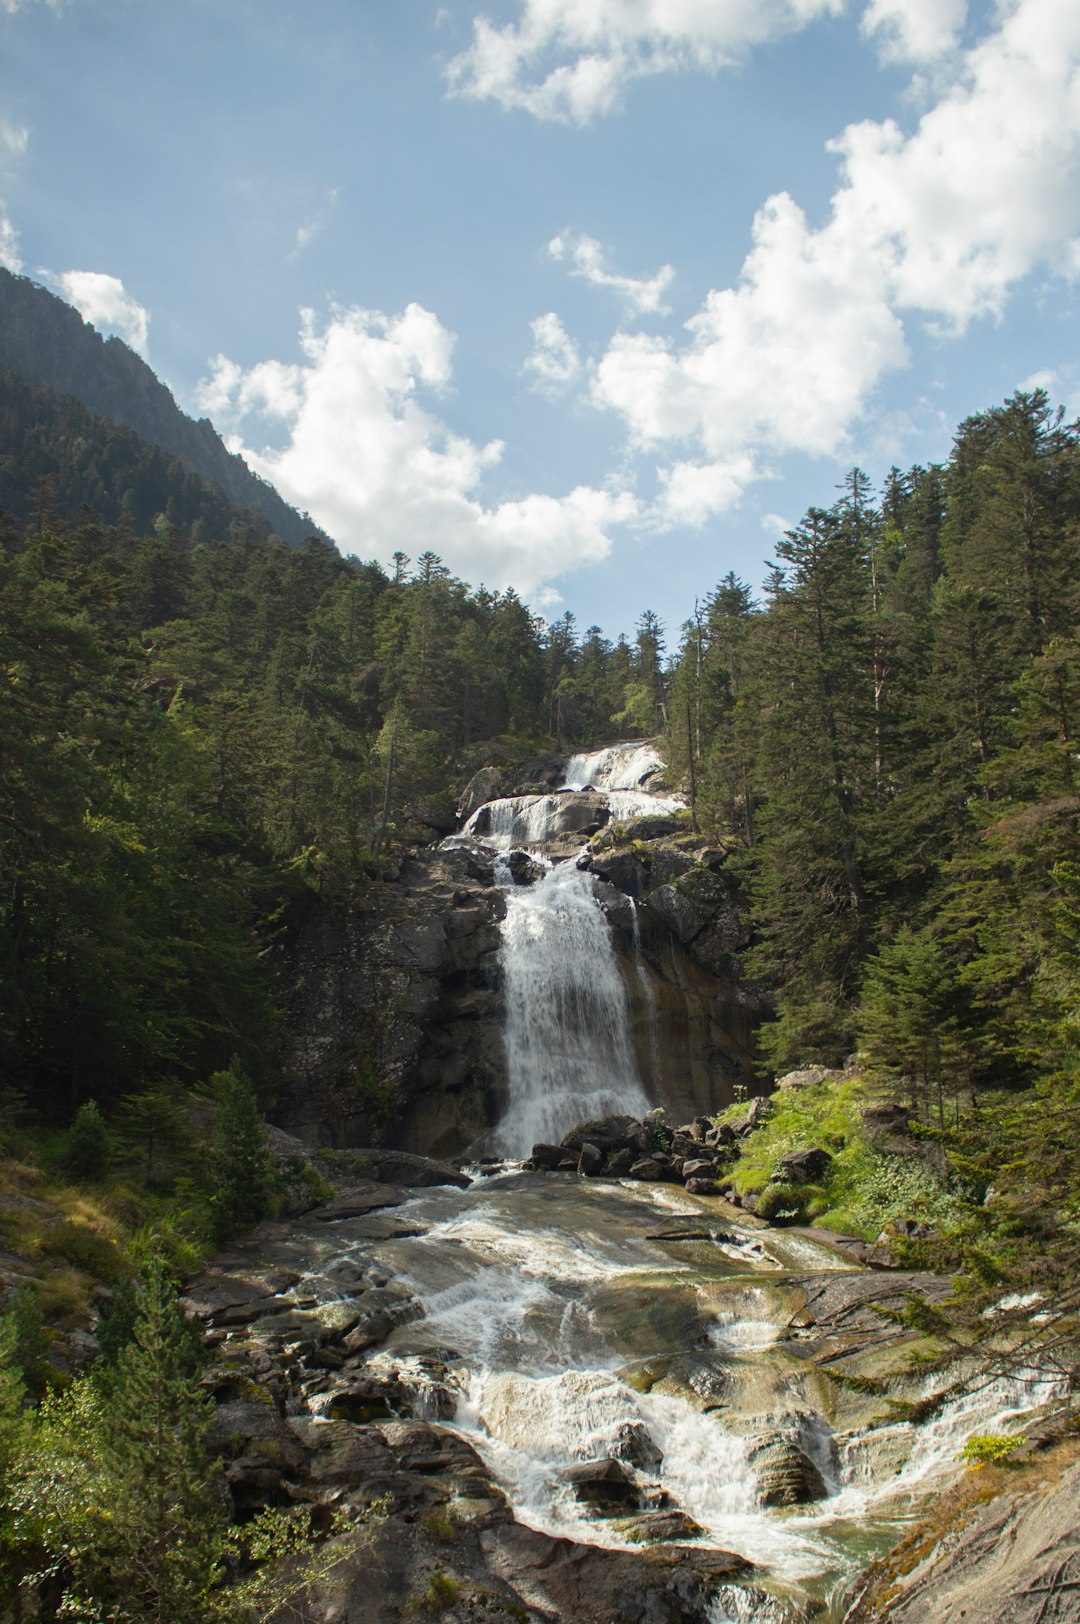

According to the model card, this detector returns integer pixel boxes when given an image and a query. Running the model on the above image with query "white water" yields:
[497,861,649,1155]
[563,742,667,791]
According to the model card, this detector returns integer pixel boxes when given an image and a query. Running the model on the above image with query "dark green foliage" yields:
[2,1285,52,1397]
[62,1101,110,1182]
[208,1061,274,1242]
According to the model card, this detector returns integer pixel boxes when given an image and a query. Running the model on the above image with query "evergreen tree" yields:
[208,1061,273,1242]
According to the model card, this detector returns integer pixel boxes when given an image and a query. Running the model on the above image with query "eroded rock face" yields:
[280,750,768,1156]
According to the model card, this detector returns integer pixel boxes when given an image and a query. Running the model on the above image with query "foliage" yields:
[957,1433,1022,1468]
[6,1254,366,1622]
[207,1060,274,1243]
[62,1102,110,1182]
[726,1076,962,1240]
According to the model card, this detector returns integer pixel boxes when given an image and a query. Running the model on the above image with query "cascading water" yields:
[496,862,649,1155]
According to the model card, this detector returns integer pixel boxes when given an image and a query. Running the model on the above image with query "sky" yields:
[0,0,1078,644]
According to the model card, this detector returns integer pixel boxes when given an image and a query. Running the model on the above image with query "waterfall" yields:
[496,861,649,1155]
[563,742,667,791]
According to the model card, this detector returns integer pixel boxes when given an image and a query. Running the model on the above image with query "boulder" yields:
[506,849,546,886]
[861,1103,912,1136]
[561,1115,646,1155]
[776,1068,834,1091]
[578,1142,605,1177]
[749,1437,827,1507]
[530,1143,568,1170]
[773,1147,832,1184]
[480,1525,751,1624]
[605,1148,637,1177]
[310,1183,407,1221]
[730,1096,770,1137]
[685,1178,722,1197]
[611,1509,706,1543]
[565,1457,639,1510]
[456,766,505,821]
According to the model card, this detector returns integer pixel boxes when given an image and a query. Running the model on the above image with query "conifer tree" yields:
[208,1060,273,1242]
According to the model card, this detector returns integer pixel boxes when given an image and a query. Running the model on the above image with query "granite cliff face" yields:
[279,746,768,1154]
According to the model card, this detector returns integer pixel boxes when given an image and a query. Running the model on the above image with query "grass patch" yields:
[722,1074,963,1240]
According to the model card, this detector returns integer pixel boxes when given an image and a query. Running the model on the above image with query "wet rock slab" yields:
[480,1524,751,1624]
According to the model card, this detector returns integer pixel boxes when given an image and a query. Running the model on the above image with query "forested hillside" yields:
[0,269,327,548]
[664,391,1079,1113]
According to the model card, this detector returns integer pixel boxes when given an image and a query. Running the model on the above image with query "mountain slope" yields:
[0,267,327,550]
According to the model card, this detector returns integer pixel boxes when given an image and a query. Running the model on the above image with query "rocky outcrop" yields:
[280,844,508,1156]
[845,1458,1080,1623]
[581,831,769,1117]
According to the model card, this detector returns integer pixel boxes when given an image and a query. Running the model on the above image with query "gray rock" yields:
[773,1147,832,1184]
[850,1460,1080,1624]
[578,1142,605,1177]
[749,1437,827,1507]
[480,1525,750,1624]
[861,1103,912,1136]
[685,1178,722,1196]
[310,1183,407,1221]
[776,1068,835,1091]
[456,766,505,821]
[682,1158,718,1181]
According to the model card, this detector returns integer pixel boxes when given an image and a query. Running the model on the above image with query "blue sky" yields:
[1,0,1078,645]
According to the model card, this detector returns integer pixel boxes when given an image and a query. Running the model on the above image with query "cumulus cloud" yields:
[589,0,1080,512]
[523,311,582,393]
[860,0,966,63]
[0,203,21,272]
[446,0,844,125]
[548,231,674,315]
[0,0,67,11]
[200,301,638,596]
[53,270,149,355]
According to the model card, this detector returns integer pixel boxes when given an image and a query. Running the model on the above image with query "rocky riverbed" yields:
[182,1145,1065,1623]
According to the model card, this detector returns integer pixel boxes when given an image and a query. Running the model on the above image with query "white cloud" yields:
[200,301,638,596]
[446,0,845,125]
[0,0,66,11]
[0,119,29,156]
[548,231,674,315]
[0,202,21,272]
[53,270,149,355]
[656,454,761,526]
[860,0,966,63]
[589,0,1080,507]
[761,510,793,536]
[523,311,582,393]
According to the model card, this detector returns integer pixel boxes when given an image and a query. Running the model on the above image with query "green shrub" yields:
[958,1432,1022,1468]
[755,1183,807,1223]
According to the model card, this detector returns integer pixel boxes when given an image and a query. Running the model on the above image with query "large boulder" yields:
[773,1148,832,1185]
[749,1437,828,1507]
[480,1524,751,1624]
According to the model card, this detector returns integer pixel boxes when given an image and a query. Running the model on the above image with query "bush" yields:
[755,1183,807,1223]
[958,1432,1022,1468]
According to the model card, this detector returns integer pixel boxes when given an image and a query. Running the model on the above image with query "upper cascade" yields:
[455,740,685,855]
[562,741,669,793]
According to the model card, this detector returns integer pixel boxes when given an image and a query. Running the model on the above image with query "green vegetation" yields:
[958,1433,1023,1469]
[0,1255,365,1621]
[720,1077,961,1237]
